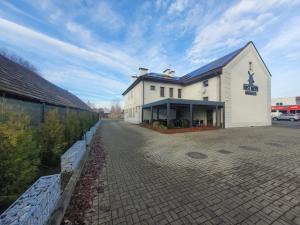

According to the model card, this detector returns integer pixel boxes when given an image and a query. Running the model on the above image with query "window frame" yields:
[160,87,165,97]
[178,89,182,98]
[169,88,173,98]
[150,85,156,91]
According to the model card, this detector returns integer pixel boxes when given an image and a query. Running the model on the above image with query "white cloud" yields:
[0,1,40,22]
[44,68,127,96]
[65,21,93,43]
[263,16,300,56]
[187,0,298,64]
[91,2,124,31]
[0,17,138,75]
[155,0,164,10]
[168,0,189,14]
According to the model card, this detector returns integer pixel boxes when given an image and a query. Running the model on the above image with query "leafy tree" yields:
[0,109,39,209]
[0,104,98,213]
[64,110,81,147]
[38,109,66,167]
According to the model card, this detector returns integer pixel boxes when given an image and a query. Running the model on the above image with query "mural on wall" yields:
[243,62,259,96]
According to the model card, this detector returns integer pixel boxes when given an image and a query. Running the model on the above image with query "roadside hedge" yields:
[0,107,98,213]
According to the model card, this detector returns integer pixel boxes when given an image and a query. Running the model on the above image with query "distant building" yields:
[122,41,271,128]
[272,96,300,114]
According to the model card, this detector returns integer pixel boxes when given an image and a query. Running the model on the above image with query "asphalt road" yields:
[272,120,300,129]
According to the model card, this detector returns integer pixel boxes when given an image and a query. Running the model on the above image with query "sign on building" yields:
[243,62,259,96]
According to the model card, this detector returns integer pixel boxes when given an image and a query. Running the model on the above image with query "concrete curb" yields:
[47,124,100,225]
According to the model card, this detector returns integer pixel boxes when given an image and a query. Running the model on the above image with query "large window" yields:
[160,87,165,97]
[150,85,156,91]
[169,88,173,98]
[178,89,182,98]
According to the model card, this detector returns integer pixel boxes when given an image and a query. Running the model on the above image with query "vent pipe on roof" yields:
[163,68,175,77]
[169,70,175,77]
[163,68,171,75]
[138,67,148,76]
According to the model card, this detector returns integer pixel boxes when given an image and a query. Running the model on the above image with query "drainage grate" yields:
[186,152,208,159]
[265,142,283,147]
[218,149,232,154]
[239,145,260,151]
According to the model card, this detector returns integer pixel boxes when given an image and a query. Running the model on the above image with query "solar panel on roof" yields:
[181,47,243,81]
[122,42,251,95]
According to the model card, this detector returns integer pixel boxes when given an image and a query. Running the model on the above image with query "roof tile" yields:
[0,55,91,111]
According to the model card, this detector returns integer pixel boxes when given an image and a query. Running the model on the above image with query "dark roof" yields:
[180,47,244,84]
[123,41,259,95]
[0,55,91,111]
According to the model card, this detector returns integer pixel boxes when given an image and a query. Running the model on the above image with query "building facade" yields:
[123,42,272,128]
[271,96,300,115]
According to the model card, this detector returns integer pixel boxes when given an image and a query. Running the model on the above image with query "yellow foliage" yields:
[0,108,39,196]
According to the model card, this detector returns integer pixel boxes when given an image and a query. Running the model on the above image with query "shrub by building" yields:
[0,53,98,212]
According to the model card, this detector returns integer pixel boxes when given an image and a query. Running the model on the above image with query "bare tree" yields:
[0,48,38,72]
[86,100,96,109]
[110,99,122,119]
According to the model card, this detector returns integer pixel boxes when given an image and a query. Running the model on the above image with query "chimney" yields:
[138,67,148,76]
[169,70,175,77]
[163,69,175,77]
[163,68,171,75]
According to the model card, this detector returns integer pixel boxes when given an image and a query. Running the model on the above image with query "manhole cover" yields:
[265,142,283,147]
[239,145,260,151]
[218,149,232,154]
[186,152,208,159]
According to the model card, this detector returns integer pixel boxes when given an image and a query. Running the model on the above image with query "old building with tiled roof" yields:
[0,54,91,111]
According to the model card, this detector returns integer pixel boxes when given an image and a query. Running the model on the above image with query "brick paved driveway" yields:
[86,120,300,225]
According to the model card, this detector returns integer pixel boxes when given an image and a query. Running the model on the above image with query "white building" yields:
[272,96,300,107]
[271,96,300,116]
[123,41,271,128]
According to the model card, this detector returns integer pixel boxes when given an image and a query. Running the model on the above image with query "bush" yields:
[159,124,168,130]
[152,121,160,128]
[0,105,98,213]
[0,109,39,210]
[38,109,66,168]
[64,111,81,148]
[182,119,190,128]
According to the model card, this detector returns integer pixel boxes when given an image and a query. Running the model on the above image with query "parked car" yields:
[272,113,300,121]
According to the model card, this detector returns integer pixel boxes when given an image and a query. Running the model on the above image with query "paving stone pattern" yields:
[86,120,300,225]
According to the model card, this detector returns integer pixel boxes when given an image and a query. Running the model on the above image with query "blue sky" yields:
[0,0,300,108]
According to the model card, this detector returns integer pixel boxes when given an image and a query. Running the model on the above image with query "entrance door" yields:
[206,109,213,126]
